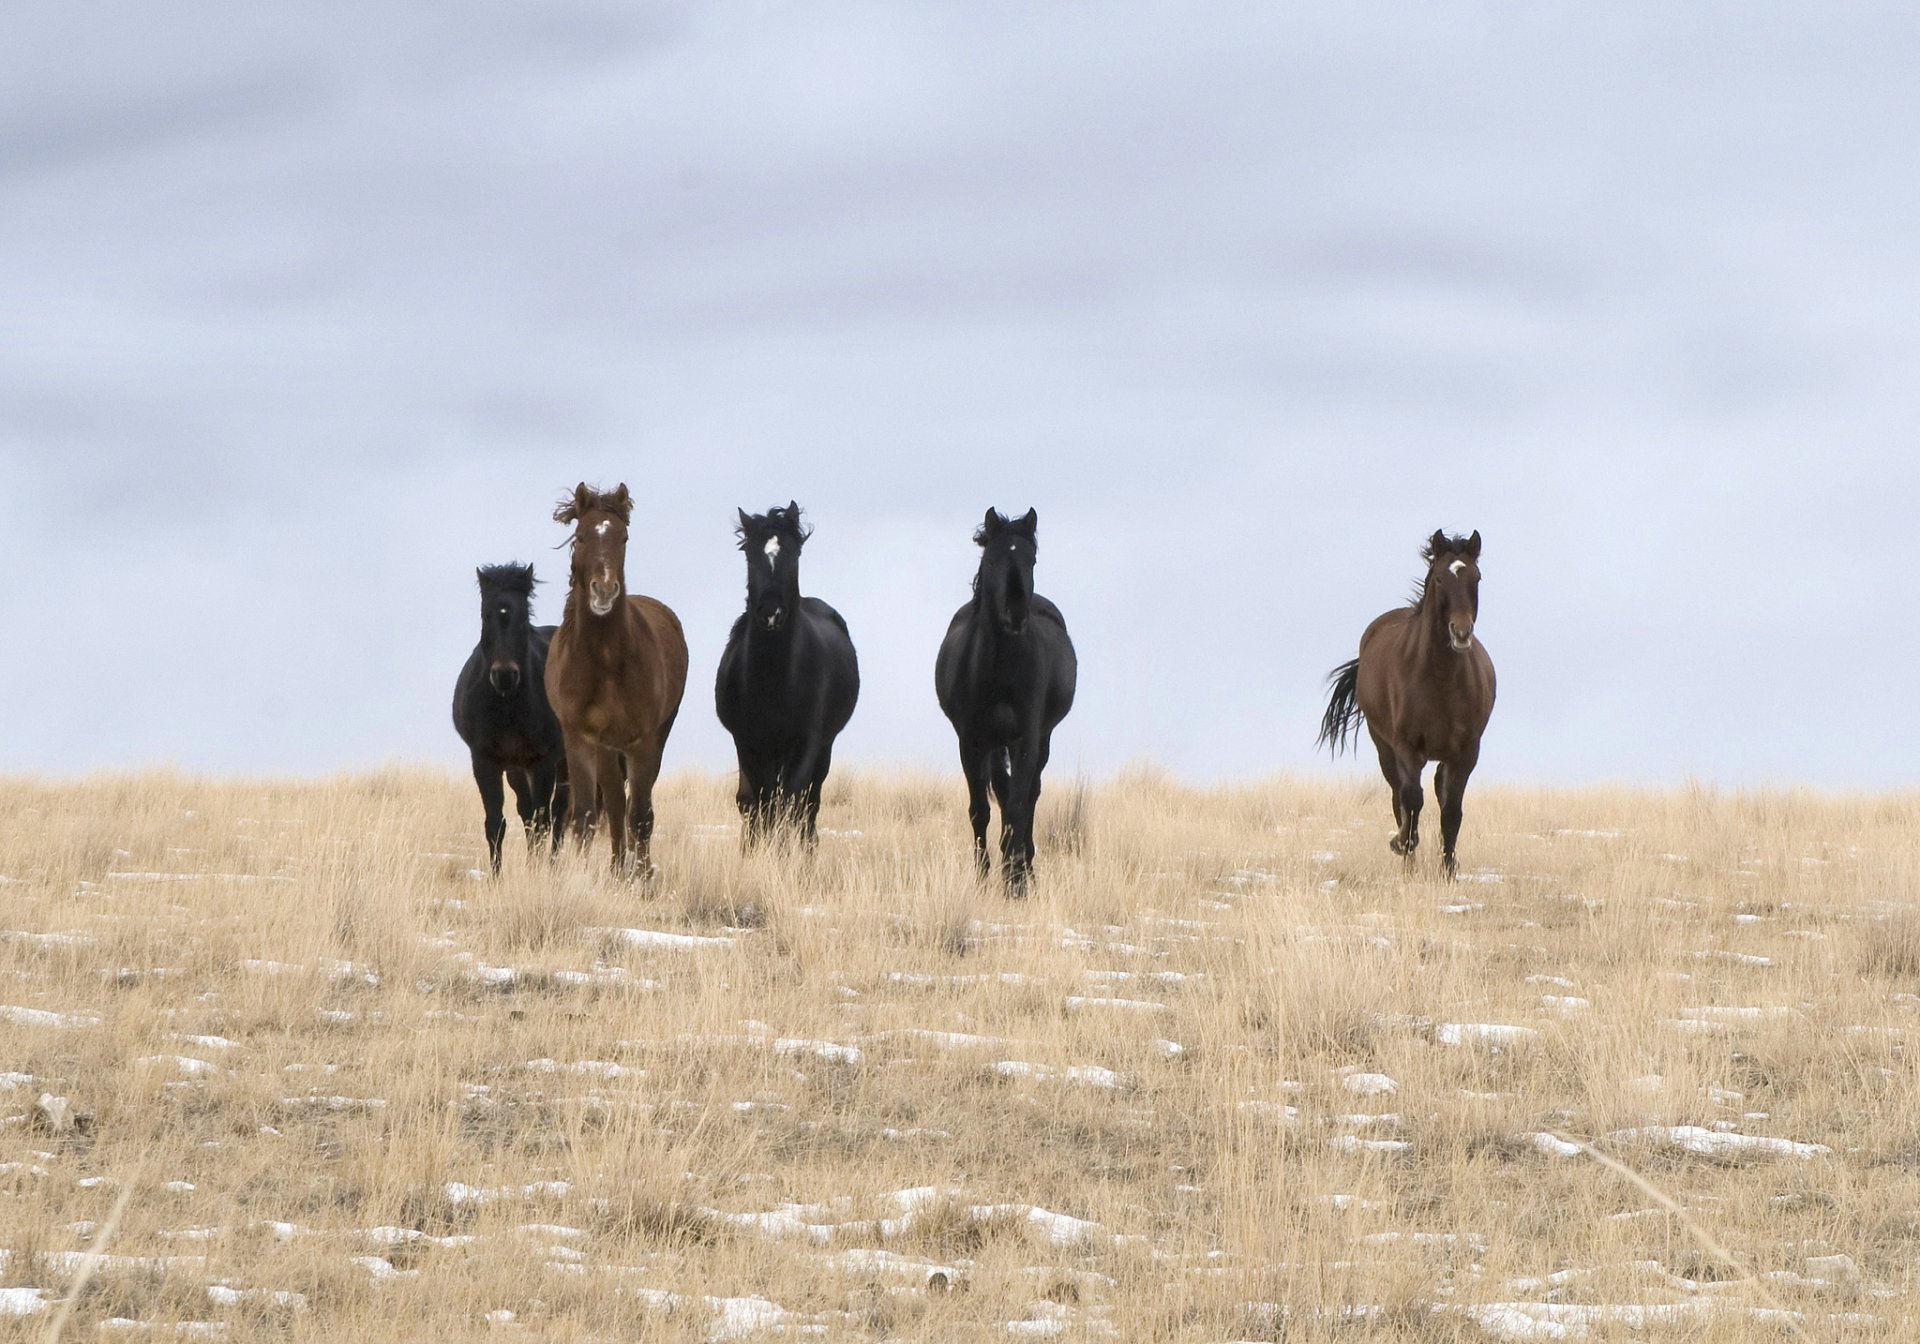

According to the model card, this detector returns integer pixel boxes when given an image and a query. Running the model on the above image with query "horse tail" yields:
[1317,658,1364,755]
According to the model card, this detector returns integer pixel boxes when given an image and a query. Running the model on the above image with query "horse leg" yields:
[1370,733,1409,854]
[960,738,993,880]
[788,736,833,851]
[526,760,556,856]
[800,742,832,850]
[734,746,766,848]
[1002,734,1048,896]
[594,745,631,873]
[564,739,599,850]
[987,746,1018,889]
[507,768,538,854]
[472,755,507,875]
[545,760,564,856]
[1436,754,1477,879]
[625,735,668,879]
[1392,755,1427,865]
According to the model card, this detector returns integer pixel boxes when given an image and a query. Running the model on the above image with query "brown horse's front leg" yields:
[1435,754,1476,879]
[563,738,599,851]
[1387,755,1424,864]
[594,745,631,873]
[624,735,668,882]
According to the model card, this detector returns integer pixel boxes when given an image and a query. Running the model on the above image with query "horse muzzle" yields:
[1448,620,1475,652]
[587,582,621,616]
[487,663,522,694]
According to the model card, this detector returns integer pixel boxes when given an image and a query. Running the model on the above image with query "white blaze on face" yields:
[764,536,780,569]
[1448,559,1468,577]
[594,520,611,536]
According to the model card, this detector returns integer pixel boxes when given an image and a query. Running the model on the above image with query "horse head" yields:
[735,500,809,633]
[1422,529,1483,652]
[555,482,633,618]
[475,563,538,694]
[974,507,1039,636]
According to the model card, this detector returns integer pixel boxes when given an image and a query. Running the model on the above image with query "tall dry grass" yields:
[0,769,1913,1340]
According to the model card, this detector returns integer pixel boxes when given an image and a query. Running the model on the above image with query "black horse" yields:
[714,503,860,846]
[935,508,1077,893]
[451,563,569,873]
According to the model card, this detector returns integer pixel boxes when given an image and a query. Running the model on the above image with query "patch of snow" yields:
[1436,1023,1538,1047]
[0,1287,47,1316]
[598,927,736,950]
[992,1060,1124,1090]
[444,1180,572,1205]
[1327,1135,1410,1154]
[1521,1132,1584,1158]
[1064,995,1165,1013]
[1340,1071,1398,1096]
[0,1004,100,1029]
[1608,1126,1831,1159]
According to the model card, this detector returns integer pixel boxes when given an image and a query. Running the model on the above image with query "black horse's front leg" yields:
[959,739,993,880]
[1001,733,1048,896]
[472,756,508,875]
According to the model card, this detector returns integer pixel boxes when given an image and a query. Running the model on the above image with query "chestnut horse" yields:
[545,483,689,876]
[1318,530,1496,877]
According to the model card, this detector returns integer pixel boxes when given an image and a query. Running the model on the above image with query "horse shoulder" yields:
[631,596,690,672]
[451,647,486,741]
[934,603,980,714]
[800,596,852,640]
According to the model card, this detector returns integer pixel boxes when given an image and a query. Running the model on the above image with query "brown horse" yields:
[1319,530,1496,878]
[544,483,690,876]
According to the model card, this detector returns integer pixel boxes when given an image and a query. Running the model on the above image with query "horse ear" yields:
[787,499,799,518]
[1013,508,1038,536]
[981,507,1003,538]
[1428,529,1449,559]
[736,507,753,532]
[610,483,633,519]
[1465,530,1482,559]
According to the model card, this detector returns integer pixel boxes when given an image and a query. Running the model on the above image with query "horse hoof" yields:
[1387,835,1408,856]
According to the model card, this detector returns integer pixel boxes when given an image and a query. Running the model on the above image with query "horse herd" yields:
[454,484,1495,892]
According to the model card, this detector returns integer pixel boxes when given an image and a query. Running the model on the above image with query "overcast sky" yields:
[2,2,1916,787]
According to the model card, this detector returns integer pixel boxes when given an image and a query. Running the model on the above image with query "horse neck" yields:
[1406,588,1463,682]
[966,591,1019,665]
[564,583,646,657]
[742,608,798,671]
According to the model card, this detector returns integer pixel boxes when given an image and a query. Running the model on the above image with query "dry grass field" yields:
[1,768,1918,1341]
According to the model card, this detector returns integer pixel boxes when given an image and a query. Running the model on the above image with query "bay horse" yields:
[451,563,569,873]
[935,508,1077,894]
[714,503,860,847]
[544,483,690,877]
[1318,529,1496,878]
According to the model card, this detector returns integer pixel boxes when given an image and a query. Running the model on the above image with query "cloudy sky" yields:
[3,2,1916,787]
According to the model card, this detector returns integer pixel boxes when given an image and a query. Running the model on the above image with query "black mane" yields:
[477,562,537,596]
[735,503,812,550]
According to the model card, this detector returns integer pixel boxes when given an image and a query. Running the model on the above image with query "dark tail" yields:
[1317,658,1364,755]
